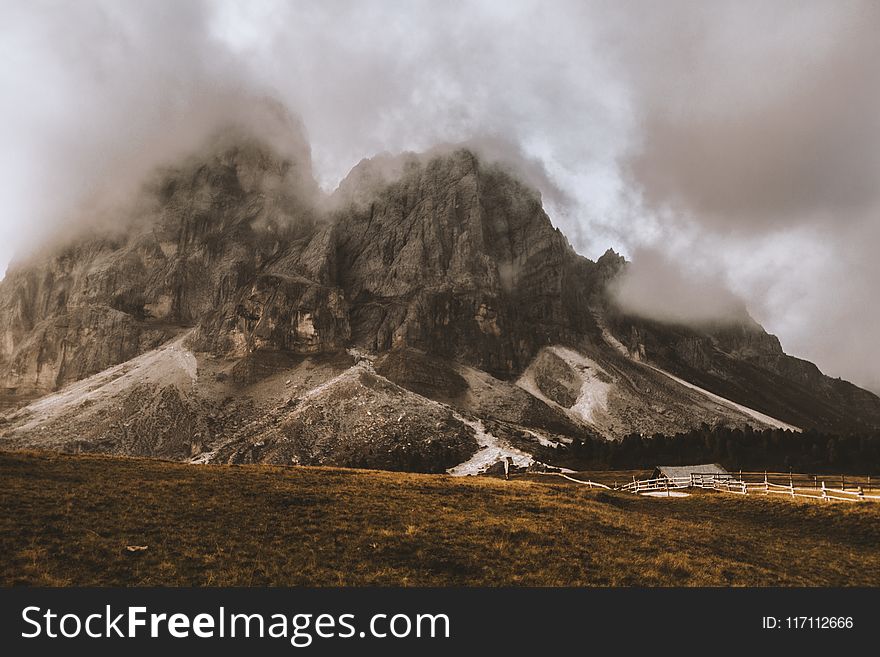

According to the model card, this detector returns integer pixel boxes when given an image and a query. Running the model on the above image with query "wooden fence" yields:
[619,471,880,502]
[619,475,693,495]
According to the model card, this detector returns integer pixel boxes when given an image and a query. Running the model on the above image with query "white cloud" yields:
[0,0,878,391]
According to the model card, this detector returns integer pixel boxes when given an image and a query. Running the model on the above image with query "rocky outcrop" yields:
[333,149,596,377]
[603,306,880,433]
[213,366,478,473]
[191,274,350,357]
[529,349,583,408]
[1,305,175,395]
[373,348,469,401]
[0,127,321,394]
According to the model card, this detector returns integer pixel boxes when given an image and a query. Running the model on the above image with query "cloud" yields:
[1,0,630,265]
[609,247,749,326]
[623,1,880,231]
[0,0,878,391]
[0,0,320,263]
[610,0,880,391]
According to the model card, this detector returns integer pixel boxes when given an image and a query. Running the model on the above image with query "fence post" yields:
[821,481,827,501]
[764,471,769,494]
[790,478,795,498]
[842,474,845,491]
[814,475,818,489]
[858,486,864,501]
[665,478,669,497]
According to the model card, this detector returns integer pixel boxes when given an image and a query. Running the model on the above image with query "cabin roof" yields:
[653,463,730,479]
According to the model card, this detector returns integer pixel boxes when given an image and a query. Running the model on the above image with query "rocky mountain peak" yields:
[3,129,880,468]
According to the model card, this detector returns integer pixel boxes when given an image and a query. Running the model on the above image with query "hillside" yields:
[1,451,878,586]
[2,124,880,474]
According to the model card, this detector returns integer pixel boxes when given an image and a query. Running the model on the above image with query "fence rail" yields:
[534,472,611,489]
[737,471,879,491]
[618,471,880,503]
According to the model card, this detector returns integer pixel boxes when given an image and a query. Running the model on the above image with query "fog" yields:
[1,0,878,391]
[609,248,750,327]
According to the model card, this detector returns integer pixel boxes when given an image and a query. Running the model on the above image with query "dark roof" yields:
[654,464,730,479]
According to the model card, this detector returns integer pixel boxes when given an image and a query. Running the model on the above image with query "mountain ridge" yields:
[2,127,879,472]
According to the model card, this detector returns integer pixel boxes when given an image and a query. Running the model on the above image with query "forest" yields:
[563,425,880,475]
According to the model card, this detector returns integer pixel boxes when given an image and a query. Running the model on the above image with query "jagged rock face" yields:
[191,274,350,357]
[333,150,596,377]
[603,308,880,433]
[373,349,469,401]
[0,302,176,395]
[1,141,604,395]
[2,126,880,467]
[135,133,321,324]
[0,130,320,394]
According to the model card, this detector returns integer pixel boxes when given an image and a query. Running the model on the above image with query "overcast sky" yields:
[1,0,878,392]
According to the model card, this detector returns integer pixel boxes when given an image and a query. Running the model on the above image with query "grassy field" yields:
[1,451,878,586]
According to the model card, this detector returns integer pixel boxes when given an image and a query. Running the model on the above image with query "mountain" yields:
[2,125,879,473]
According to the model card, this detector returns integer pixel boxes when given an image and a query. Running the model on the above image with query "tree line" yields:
[564,425,880,474]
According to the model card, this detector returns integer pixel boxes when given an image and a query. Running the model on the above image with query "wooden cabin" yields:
[651,463,731,481]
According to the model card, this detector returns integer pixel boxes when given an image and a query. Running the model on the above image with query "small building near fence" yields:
[651,463,730,481]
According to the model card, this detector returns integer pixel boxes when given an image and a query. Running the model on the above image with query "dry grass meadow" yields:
[1,451,878,586]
